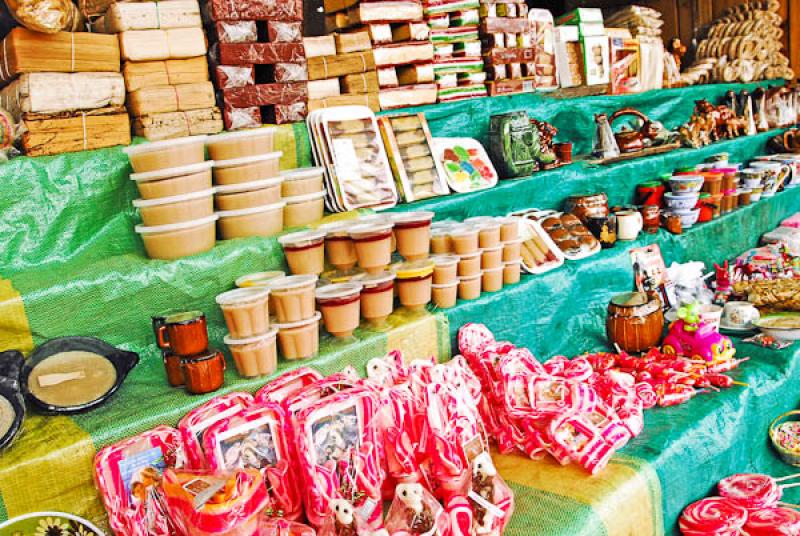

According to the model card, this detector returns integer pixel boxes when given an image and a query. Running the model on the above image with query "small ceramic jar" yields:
[279,230,327,275]
[316,282,363,339]
[181,349,225,394]
[395,260,434,311]
[156,310,209,356]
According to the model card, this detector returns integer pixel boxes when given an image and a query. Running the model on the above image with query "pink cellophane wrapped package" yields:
[258,517,316,536]
[94,425,187,536]
[255,367,324,407]
[162,468,269,536]
[295,386,385,529]
[178,392,254,469]
[468,453,514,536]
[384,483,449,535]
[203,403,303,519]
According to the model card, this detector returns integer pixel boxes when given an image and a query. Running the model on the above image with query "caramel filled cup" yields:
[215,287,270,339]
[206,127,275,160]
[503,260,522,285]
[391,211,434,261]
[431,254,459,284]
[124,135,206,173]
[133,188,216,226]
[349,221,395,274]
[274,311,321,360]
[316,282,363,339]
[457,251,482,277]
[480,245,503,270]
[235,270,285,312]
[458,274,482,300]
[281,166,325,197]
[360,271,396,327]
[449,224,480,254]
[357,214,397,252]
[268,274,318,323]
[431,280,458,309]
[214,177,283,211]
[213,152,283,186]
[279,230,327,276]
[224,327,278,377]
[465,217,502,248]
[283,191,326,229]
[481,267,504,293]
[497,216,520,242]
[131,161,213,200]
[217,201,286,239]
[318,221,358,272]
[395,260,434,311]
[502,239,523,262]
[135,215,218,260]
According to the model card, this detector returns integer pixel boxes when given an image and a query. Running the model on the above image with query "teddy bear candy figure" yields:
[320,499,390,536]
[384,483,448,536]
[469,453,514,536]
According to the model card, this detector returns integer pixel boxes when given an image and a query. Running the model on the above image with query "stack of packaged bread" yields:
[94,0,223,140]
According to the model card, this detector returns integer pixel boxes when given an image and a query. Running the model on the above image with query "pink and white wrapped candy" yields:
[178,392,254,469]
[203,403,303,520]
[718,473,782,510]
[744,507,800,535]
[679,497,748,536]
[258,517,316,536]
[94,425,187,536]
[255,367,323,407]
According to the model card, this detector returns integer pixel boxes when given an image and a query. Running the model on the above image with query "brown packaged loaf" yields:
[122,57,209,92]
[118,28,207,62]
[0,29,120,85]
[308,93,379,112]
[133,107,223,140]
[341,71,379,94]
[22,107,131,156]
[334,32,372,53]
[5,0,83,33]
[95,0,202,32]
[127,82,215,116]
[307,51,375,79]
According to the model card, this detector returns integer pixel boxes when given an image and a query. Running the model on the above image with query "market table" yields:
[0,82,798,535]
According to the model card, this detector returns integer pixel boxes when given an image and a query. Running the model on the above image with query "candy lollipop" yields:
[743,507,800,536]
[718,473,800,510]
[679,497,748,535]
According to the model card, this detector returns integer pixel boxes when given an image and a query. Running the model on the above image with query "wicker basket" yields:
[770,410,800,466]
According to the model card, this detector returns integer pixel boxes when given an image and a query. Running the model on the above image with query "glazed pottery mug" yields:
[723,301,760,328]
[156,310,209,356]
[586,214,617,248]
[750,161,790,197]
[616,210,643,240]
[640,205,660,233]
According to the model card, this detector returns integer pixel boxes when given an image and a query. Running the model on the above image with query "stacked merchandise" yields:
[604,5,664,91]
[554,8,610,90]
[0,28,130,156]
[425,0,487,102]
[205,0,307,128]
[324,0,437,109]
[681,0,793,85]
[94,0,222,140]
[527,9,558,91]
[303,34,380,112]
[479,0,536,96]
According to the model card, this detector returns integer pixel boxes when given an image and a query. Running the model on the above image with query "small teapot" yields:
[608,108,660,153]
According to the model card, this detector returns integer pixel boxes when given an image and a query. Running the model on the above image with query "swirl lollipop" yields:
[718,473,800,510]
[744,507,800,536]
[679,497,748,535]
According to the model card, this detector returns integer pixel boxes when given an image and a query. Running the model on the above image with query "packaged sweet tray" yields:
[431,137,498,193]
[307,106,398,212]
[254,367,323,406]
[178,392,254,469]
[378,113,450,203]
[535,210,601,261]
[516,217,565,274]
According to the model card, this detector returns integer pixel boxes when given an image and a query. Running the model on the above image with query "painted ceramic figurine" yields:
[662,304,735,363]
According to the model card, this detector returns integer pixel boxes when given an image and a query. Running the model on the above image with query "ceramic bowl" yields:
[669,175,704,194]
[0,351,25,450]
[0,512,104,535]
[664,192,700,211]
[674,208,701,228]
[21,337,139,414]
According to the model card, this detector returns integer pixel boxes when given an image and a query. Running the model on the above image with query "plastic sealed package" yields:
[94,425,187,536]
[255,367,324,406]
[162,467,270,536]
[217,21,258,43]
[202,403,303,519]
[178,392,254,469]
[384,482,450,535]
[467,453,515,535]
[258,517,317,535]
[528,9,559,91]
[431,137,499,193]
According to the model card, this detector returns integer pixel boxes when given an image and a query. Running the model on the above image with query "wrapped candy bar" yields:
[5,0,82,33]
[123,57,209,92]
[222,82,307,107]
[384,483,449,535]
[203,403,302,519]
[94,425,187,536]
[133,107,223,140]
[225,106,261,130]
[268,21,303,43]
[127,81,216,116]
[215,65,256,89]
[205,0,302,21]
[119,27,207,62]
[215,21,258,44]
[255,367,324,407]
[162,468,270,536]
[219,43,305,65]
[275,63,309,82]
[178,392,254,469]
[96,0,201,32]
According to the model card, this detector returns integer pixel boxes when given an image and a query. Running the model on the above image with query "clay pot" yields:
[606,292,664,353]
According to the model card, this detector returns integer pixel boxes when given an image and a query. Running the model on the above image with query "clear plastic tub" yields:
[131,161,213,199]
[206,127,276,160]
[283,191,326,228]
[274,311,321,360]
[278,230,326,275]
[217,201,285,239]
[213,152,283,185]
[269,274,318,323]
[280,166,325,197]
[214,177,283,211]
[316,282,363,338]
[133,188,215,226]
[135,215,217,260]
[216,287,270,339]
[224,328,278,377]
[124,136,207,173]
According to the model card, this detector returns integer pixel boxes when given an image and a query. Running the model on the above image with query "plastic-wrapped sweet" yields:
[162,468,269,536]
[94,425,187,536]
[203,403,303,520]
[258,517,317,536]
[384,483,449,535]
[254,367,324,406]
[178,392,254,469]
[468,453,515,536]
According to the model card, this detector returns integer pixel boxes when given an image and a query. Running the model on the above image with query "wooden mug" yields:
[156,311,208,356]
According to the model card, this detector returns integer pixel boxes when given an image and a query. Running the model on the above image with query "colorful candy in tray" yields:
[432,137,499,193]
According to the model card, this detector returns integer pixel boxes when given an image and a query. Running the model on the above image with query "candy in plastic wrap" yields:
[384,483,449,535]
[94,425,187,536]
[318,498,374,536]
[468,453,514,535]
[203,403,303,519]
[224,105,261,130]
[255,367,324,406]
[268,21,302,43]
[6,0,83,33]
[178,391,254,469]
[275,63,309,82]
[215,65,256,89]
[215,21,258,44]
[259,517,317,536]
[162,468,270,536]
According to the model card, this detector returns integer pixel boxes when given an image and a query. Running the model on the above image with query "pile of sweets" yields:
[94,353,515,535]
[680,473,800,535]
[206,0,307,127]
[457,324,746,474]
[681,0,794,85]
[95,0,223,140]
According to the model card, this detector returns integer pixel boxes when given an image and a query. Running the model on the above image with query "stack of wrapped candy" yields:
[302,33,380,112]
[205,0,307,127]
[425,0,488,102]
[95,0,223,140]
[324,0,437,109]
[480,0,536,96]
[457,324,746,474]
[0,28,130,156]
